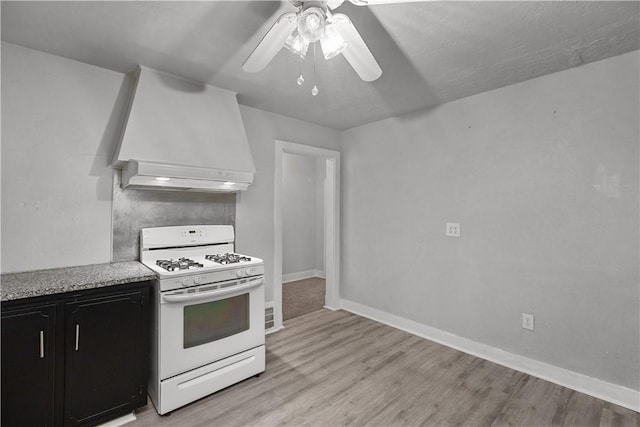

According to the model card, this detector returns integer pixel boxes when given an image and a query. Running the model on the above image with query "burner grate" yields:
[156,258,204,272]
[205,253,252,265]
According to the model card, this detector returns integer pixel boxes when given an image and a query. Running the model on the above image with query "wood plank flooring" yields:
[131,309,639,426]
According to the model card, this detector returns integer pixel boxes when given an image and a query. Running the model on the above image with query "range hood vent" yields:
[112,66,255,192]
[123,160,253,192]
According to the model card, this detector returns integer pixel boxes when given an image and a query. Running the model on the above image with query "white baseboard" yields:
[282,270,325,283]
[339,298,639,412]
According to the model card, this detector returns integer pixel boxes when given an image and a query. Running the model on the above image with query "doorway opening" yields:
[281,152,325,320]
[273,140,340,331]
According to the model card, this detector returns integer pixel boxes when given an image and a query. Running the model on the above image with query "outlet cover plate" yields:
[522,313,535,331]
[446,222,461,237]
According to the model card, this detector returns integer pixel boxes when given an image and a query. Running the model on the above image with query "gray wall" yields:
[282,152,324,278]
[1,42,118,272]
[341,51,639,390]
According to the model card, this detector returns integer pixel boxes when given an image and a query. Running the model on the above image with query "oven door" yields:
[158,275,264,380]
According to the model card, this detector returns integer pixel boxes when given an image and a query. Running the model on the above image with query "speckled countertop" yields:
[1,261,156,302]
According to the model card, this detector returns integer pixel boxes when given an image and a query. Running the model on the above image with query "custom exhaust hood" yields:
[112,66,255,192]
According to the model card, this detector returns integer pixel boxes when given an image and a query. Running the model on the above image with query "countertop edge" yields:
[1,261,156,302]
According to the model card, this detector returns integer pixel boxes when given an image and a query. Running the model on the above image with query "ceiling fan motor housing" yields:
[297,1,328,42]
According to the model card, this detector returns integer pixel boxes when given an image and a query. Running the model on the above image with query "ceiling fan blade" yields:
[332,13,382,82]
[242,12,297,73]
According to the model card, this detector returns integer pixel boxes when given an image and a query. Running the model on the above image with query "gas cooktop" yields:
[154,253,254,272]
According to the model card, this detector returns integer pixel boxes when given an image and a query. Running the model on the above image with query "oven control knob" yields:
[245,267,252,276]
[236,269,244,278]
[193,276,202,285]
[182,277,192,286]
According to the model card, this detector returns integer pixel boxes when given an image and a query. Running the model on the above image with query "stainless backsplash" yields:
[112,170,236,261]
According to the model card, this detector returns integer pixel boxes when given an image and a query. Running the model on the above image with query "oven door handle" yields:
[161,277,264,303]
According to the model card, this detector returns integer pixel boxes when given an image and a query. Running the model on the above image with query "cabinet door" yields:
[1,304,57,427]
[64,290,147,426]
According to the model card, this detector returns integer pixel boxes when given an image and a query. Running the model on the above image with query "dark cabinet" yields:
[1,304,57,427]
[1,283,150,427]
[64,290,148,426]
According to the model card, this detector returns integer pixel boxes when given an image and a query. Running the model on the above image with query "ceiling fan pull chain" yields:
[297,55,305,86]
[312,42,319,96]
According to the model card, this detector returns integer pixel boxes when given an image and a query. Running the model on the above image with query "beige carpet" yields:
[282,277,325,321]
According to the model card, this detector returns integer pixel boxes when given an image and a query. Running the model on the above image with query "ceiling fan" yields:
[243,0,398,83]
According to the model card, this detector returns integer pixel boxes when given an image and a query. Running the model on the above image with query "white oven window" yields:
[183,294,249,349]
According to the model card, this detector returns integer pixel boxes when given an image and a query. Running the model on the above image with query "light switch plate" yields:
[446,223,461,237]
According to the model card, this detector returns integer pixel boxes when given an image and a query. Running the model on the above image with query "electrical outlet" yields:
[446,222,461,237]
[522,313,535,331]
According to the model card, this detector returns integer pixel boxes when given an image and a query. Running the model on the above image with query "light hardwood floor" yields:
[131,309,639,426]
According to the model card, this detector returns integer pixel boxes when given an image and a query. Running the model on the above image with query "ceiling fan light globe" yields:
[298,7,325,42]
[320,24,347,60]
[284,29,309,59]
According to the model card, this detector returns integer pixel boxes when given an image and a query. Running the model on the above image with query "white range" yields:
[140,225,265,415]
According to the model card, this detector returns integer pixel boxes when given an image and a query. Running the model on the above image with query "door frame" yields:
[274,140,341,330]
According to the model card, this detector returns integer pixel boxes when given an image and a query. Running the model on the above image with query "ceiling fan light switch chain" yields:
[312,42,319,96]
[297,56,305,85]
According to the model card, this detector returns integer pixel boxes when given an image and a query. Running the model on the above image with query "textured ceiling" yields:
[2,1,638,130]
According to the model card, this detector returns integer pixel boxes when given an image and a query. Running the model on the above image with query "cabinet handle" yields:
[39,330,44,359]
[75,324,80,351]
